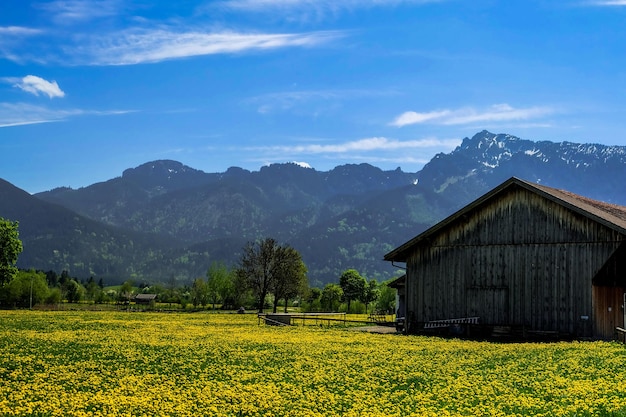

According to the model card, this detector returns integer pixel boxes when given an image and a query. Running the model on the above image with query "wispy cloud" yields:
[0,102,133,128]
[0,24,343,66]
[2,2,344,66]
[35,0,122,24]
[0,26,43,36]
[391,109,452,126]
[584,0,626,5]
[246,136,460,154]
[216,0,446,22]
[5,75,66,99]
[77,28,343,65]
[220,0,445,13]
[0,26,45,63]
[390,104,555,127]
[240,135,459,169]
[248,88,398,113]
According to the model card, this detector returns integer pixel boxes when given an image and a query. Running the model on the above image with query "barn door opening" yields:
[592,286,626,339]
[590,242,626,339]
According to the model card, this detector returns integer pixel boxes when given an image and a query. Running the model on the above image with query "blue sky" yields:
[2,0,626,193]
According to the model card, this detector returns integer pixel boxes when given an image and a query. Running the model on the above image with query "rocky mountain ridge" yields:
[416,130,626,205]
[3,130,626,286]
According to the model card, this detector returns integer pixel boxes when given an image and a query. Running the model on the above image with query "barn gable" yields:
[385,177,626,339]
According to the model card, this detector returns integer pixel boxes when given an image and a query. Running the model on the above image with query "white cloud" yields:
[82,29,343,65]
[244,136,459,169]
[0,103,72,127]
[247,136,460,154]
[11,75,65,99]
[248,88,399,113]
[391,104,554,127]
[216,0,446,22]
[0,26,43,36]
[36,0,121,24]
[0,102,133,128]
[0,27,45,64]
[220,0,444,13]
[251,90,333,113]
[0,23,341,66]
[390,110,452,126]
[585,0,626,5]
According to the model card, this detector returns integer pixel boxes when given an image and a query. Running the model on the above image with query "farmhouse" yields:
[384,177,626,340]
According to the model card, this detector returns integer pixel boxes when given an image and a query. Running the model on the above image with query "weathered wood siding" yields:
[405,186,623,338]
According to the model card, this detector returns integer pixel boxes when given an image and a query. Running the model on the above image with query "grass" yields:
[0,310,625,416]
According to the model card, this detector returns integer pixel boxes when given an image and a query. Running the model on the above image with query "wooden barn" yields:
[134,293,157,304]
[384,177,626,340]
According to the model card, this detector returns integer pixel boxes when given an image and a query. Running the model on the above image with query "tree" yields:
[237,238,273,312]
[302,287,322,312]
[231,271,252,309]
[320,284,343,312]
[270,246,308,313]
[65,279,85,303]
[191,278,209,307]
[361,279,379,314]
[0,218,23,285]
[375,279,397,314]
[85,277,101,302]
[45,270,59,287]
[206,261,234,310]
[46,287,62,305]
[236,238,307,313]
[59,270,70,286]
[0,269,48,308]
[339,269,366,313]
[119,280,134,305]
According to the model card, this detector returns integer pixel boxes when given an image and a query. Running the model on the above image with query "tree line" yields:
[0,218,397,313]
[199,238,396,314]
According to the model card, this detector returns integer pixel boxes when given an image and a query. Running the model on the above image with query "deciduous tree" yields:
[206,261,234,310]
[119,280,134,304]
[0,269,48,308]
[361,279,379,314]
[236,238,307,313]
[302,287,322,312]
[0,218,22,285]
[65,279,85,303]
[339,269,366,313]
[375,279,397,314]
[320,283,343,312]
[85,276,101,302]
[191,278,209,307]
[270,246,308,313]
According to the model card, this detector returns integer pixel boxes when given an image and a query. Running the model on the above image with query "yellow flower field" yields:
[0,311,625,417]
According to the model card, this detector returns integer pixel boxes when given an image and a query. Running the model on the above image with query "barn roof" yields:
[134,293,157,301]
[384,177,626,263]
[387,275,405,289]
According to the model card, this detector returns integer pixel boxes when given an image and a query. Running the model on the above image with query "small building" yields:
[384,177,626,340]
[134,293,157,304]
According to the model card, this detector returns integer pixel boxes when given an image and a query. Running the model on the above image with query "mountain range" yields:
[3,130,626,287]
